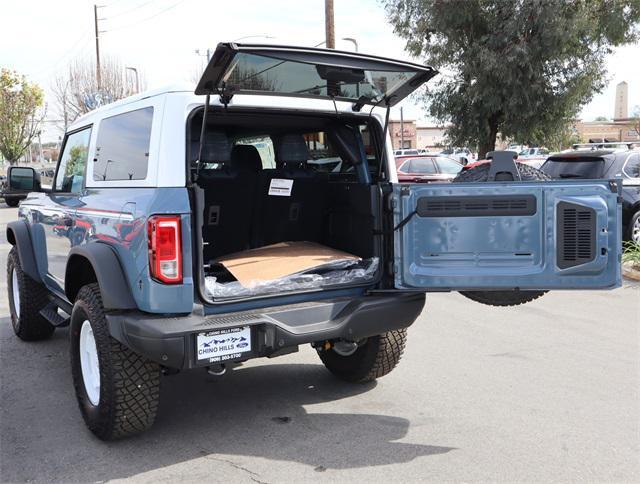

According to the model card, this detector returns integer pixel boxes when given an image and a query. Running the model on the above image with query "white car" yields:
[394,149,421,156]
[439,147,474,165]
[517,147,551,169]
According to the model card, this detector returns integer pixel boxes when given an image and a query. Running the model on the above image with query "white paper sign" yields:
[268,178,294,197]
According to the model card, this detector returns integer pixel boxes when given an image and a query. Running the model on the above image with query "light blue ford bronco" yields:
[5,44,622,440]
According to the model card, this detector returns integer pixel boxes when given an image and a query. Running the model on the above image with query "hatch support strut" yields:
[194,93,211,182]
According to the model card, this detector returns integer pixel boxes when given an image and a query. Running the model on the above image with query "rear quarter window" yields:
[93,107,153,181]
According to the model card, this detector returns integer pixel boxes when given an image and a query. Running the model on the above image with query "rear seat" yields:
[198,134,262,260]
[253,134,328,246]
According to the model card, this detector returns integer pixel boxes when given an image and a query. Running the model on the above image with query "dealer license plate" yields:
[196,327,252,362]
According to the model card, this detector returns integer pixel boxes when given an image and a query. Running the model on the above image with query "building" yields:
[387,120,449,151]
[614,81,629,119]
[416,124,447,151]
[388,119,417,149]
[574,119,639,143]
[573,80,639,143]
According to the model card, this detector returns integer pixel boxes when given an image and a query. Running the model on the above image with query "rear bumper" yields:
[106,293,426,369]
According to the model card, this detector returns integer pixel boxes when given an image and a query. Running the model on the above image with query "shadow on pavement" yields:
[0,317,454,482]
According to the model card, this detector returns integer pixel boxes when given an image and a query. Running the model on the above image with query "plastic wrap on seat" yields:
[205,257,378,299]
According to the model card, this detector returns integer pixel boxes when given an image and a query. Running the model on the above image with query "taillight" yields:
[147,215,182,284]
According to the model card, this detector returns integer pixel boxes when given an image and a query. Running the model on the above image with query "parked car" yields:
[517,147,551,169]
[439,147,474,165]
[5,42,622,440]
[393,148,421,156]
[396,155,463,183]
[541,145,640,243]
[39,168,55,187]
[2,166,40,207]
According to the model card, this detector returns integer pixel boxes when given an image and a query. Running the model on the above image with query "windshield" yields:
[220,52,425,104]
[541,159,605,179]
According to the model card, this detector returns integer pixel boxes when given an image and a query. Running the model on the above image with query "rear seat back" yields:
[198,134,262,260]
[253,134,328,246]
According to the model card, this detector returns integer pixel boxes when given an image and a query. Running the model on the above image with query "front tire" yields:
[5,198,20,207]
[7,247,54,341]
[453,163,549,307]
[317,330,407,383]
[70,283,161,440]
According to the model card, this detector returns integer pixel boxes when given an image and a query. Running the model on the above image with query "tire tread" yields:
[72,284,160,440]
[7,247,54,341]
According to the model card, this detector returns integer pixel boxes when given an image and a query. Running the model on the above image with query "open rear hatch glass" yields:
[195,43,437,107]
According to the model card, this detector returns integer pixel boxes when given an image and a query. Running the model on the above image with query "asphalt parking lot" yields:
[0,203,638,483]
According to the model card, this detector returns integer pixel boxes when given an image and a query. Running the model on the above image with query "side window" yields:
[407,157,437,174]
[623,154,640,179]
[93,107,153,181]
[54,127,92,193]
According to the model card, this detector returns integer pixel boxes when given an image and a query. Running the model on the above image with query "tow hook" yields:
[207,364,226,376]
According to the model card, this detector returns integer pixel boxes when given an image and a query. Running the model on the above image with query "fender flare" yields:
[6,220,42,283]
[66,243,137,310]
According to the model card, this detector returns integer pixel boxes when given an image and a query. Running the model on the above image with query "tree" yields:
[0,69,45,164]
[385,0,640,157]
[51,56,144,129]
[594,116,610,122]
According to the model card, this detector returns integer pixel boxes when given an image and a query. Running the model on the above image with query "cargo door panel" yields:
[393,181,621,290]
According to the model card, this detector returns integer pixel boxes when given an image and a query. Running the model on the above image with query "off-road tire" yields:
[7,247,55,340]
[318,329,407,383]
[453,162,549,307]
[5,198,20,207]
[70,283,161,440]
[627,210,640,244]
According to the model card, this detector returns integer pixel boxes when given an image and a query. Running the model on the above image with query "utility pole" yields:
[400,107,405,149]
[38,131,44,163]
[325,0,335,49]
[94,4,102,90]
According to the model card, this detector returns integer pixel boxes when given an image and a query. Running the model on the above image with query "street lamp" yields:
[125,66,139,93]
[342,37,358,52]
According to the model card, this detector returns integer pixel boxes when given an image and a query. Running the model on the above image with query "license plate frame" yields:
[195,326,253,364]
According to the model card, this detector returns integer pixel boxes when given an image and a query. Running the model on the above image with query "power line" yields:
[102,0,186,32]
[29,30,93,80]
[104,0,155,19]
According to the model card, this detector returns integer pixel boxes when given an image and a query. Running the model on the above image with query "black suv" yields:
[541,144,640,243]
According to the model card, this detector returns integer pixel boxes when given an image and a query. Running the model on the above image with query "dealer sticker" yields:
[196,327,252,362]
[268,178,293,197]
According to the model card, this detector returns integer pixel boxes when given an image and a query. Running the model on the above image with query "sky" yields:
[2,0,639,142]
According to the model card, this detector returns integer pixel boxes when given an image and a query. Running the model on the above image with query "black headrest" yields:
[200,131,230,163]
[231,145,263,172]
[275,134,310,166]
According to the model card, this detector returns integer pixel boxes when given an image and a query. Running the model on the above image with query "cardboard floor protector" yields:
[216,241,360,286]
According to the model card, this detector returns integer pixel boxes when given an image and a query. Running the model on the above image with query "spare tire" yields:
[453,162,549,307]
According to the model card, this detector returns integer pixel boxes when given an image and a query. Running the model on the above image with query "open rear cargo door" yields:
[393,180,622,290]
[195,43,436,107]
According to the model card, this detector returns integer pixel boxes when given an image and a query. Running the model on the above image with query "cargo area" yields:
[187,109,384,301]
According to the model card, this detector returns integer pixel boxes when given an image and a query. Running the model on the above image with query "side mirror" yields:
[8,166,41,191]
